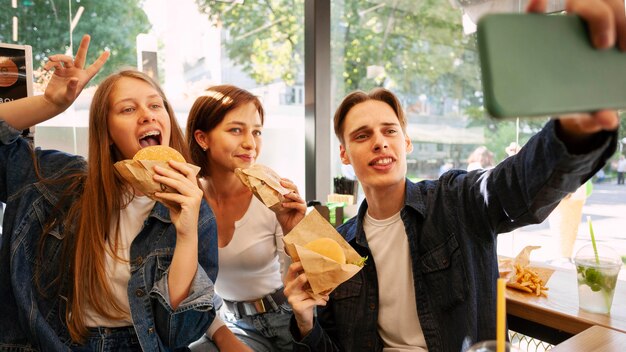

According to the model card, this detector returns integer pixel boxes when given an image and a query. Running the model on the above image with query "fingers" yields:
[167,160,196,181]
[557,110,618,135]
[591,109,619,130]
[280,178,297,190]
[280,178,305,205]
[526,0,547,13]
[282,190,305,205]
[45,35,109,80]
[73,34,91,69]
[85,50,110,80]
[285,265,329,306]
[531,0,624,50]
[153,163,202,198]
[44,55,76,72]
[567,0,615,48]
[285,261,304,284]
[604,0,626,51]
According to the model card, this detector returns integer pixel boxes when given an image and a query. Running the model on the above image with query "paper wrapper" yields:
[114,159,200,209]
[500,246,554,296]
[235,164,292,212]
[283,209,365,299]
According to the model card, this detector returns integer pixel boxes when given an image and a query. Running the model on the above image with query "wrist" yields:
[296,319,313,337]
[175,230,199,245]
[41,94,70,115]
[555,119,608,154]
[212,326,233,346]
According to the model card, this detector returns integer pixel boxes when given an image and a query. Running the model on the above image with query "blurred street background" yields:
[498,181,626,280]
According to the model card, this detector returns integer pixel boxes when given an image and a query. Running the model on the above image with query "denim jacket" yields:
[0,120,219,351]
[292,121,616,352]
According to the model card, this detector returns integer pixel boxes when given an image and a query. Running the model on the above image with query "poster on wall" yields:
[0,43,34,140]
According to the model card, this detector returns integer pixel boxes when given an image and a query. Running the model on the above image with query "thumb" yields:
[65,78,79,100]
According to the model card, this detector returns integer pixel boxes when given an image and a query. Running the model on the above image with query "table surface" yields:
[550,325,626,352]
[505,262,626,335]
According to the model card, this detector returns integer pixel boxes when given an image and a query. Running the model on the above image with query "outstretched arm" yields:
[0,34,109,129]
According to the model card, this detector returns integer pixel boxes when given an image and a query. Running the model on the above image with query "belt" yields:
[223,287,287,319]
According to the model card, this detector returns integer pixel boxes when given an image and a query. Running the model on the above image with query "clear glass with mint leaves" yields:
[574,244,621,314]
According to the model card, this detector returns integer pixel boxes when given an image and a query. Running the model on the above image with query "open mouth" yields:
[139,130,162,148]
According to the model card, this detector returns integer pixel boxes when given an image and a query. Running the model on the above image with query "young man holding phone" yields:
[284,0,624,350]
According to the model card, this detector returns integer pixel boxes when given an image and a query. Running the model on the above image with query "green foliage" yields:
[198,1,604,164]
[194,0,481,103]
[480,118,546,163]
[195,0,304,86]
[0,0,151,84]
[332,0,478,97]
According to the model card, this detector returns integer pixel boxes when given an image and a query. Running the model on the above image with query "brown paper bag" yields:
[283,209,365,298]
[501,246,554,296]
[235,164,291,212]
[114,159,200,209]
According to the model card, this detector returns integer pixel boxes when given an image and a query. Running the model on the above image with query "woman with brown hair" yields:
[186,85,305,352]
[0,35,218,351]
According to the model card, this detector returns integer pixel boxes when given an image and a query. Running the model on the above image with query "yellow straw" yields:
[497,278,506,352]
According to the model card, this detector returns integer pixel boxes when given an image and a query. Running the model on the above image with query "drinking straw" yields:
[497,278,506,352]
[587,216,600,264]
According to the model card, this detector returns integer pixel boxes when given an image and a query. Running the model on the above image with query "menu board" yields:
[0,43,33,102]
[0,43,34,139]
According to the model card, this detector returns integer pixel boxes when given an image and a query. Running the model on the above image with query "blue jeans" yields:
[71,326,141,352]
[189,302,293,352]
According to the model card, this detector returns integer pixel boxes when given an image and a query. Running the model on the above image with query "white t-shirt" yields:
[207,196,288,337]
[83,195,155,327]
[364,210,427,352]
[215,196,287,301]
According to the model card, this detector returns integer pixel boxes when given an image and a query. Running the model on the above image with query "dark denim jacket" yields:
[292,121,615,352]
[0,120,219,351]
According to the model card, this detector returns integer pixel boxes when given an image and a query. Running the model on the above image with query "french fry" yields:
[507,263,549,297]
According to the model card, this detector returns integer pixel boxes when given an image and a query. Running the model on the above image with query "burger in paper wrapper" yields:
[235,164,291,212]
[114,145,201,208]
[283,209,366,299]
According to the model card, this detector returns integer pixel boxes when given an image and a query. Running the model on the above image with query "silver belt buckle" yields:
[240,298,266,317]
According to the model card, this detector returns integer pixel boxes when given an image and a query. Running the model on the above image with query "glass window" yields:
[0,0,306,193]
[2,0,625,265]
[329,0,626,265]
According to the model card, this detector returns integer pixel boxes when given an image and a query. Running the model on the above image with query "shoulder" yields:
[36,147,87,176]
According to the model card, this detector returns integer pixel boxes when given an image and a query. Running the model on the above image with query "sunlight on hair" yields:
[201,89,234,105]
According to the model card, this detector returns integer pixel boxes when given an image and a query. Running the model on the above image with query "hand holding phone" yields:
[477,14,626,118]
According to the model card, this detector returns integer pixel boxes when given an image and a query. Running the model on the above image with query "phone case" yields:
[477,14,626,118]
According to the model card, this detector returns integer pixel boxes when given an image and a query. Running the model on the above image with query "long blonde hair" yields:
[64,70,189,341]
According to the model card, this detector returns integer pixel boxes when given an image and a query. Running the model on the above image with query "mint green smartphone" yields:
[477,14,626,118]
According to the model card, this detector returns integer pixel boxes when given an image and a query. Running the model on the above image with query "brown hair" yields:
[63,70,189,341]
[186,84,264,178]
[333,87,407,145]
